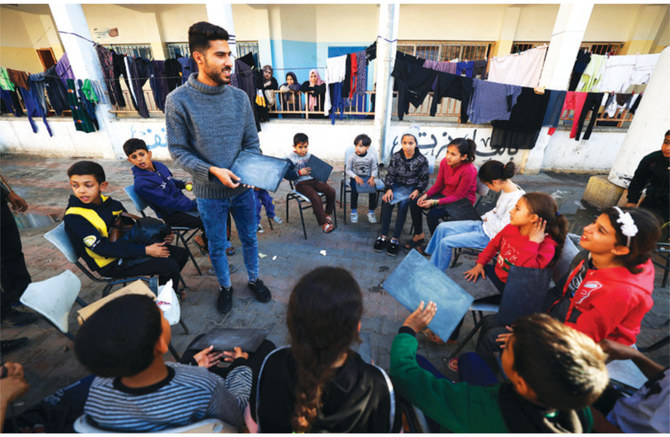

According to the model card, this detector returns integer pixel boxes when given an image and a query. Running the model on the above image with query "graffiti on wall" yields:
[389,127,520,163]
[129,125,167,150]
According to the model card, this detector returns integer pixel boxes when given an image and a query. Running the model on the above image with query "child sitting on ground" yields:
[63,161,188,297]
[247,267,400,432]
[284,133,336,233]
[75,294,253,431]
[391,306,608,432]
[345,133,378,224]
[124,138,210,253]
[374,125,429,256]
[254,188,282,233]
[464,192,568,293]
[424,160,524,270]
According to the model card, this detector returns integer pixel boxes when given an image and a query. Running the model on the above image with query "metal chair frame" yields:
[285,180,337,239]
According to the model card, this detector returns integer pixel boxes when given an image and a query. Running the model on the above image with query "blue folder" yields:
[390,185,415,205]
[306,155,333,182]
[229,150,290,192]
[383,250,474,342]
[352,179,378,194]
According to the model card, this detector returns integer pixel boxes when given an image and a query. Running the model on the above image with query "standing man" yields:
[166,22,271,314]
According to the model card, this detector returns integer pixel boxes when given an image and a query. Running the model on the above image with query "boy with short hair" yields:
[75,294,252,431]
[63,161,188,296]
[284,132,336,233]
[391,306,608,433]
[345,133,378,224]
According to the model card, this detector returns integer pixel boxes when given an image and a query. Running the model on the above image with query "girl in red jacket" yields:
[548,207,660,345]
[464,192,568,292]
[408,138,478,249]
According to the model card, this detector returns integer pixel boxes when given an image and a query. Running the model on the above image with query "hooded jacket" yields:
[552,253,654,345]
[132,161,196,218]
[63,194,145,271]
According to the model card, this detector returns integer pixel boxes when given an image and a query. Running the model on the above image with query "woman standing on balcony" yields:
[279,72,300,117]
[300,69,326,115]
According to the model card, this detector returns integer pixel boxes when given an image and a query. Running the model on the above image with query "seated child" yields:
[345,133,379,224]
[464,192,568,293]
[374,125,429,256]
[63,161,188,296]
[425,160,524,269]
[284,133,336,233]
[247,267,400,433]
[391,305,609,433]
[75,294,253,431]
[254,188,282,233]
[124,138,210,253]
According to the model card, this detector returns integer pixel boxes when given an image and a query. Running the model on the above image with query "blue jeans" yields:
[425,220,490,271]
[198,190,259,288]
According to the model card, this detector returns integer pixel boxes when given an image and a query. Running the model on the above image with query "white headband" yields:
[613,207,638,247]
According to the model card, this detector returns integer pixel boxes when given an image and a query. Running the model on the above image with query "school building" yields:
[1,2,669,206]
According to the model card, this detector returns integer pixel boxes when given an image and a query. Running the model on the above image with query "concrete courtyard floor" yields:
[1,153,668,413]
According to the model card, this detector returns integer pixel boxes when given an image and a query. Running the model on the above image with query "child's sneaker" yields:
[373,236,387,252]
[272,216,283,224]
[367,211,377,223]
[350,211,359,223]
[387,239,400,256]
[257,224,264,233]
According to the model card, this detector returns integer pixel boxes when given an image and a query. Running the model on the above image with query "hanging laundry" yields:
[233,56,261,131]
[568,49,591,91]
[615,93,633,109]
[629,93,642,114]
[423,59,457,74]
[429,72,473,123]
[342,54,352,99]
[472,59,488,78]
[28,73,48,115]
[112,51,130,107]
[0,90,24,116]
[594,55,636,93]
[149,60,168,112]
[125,56,152,118]
[574,92,604,141]
[95,45,118,106]
[601,93,617,118]
[18,85,53,136]
[44,65,69,115]
[55,53,74,85]
[66,79,96,133]
[348,53,358,98]
[541,90,566,134]
[177,56,198,85]
[576,54,606,92]
[6,68,29,90]
[165,58,182,93]
[0,68,16,91]
[77,79,99,130]
[456,61,475,78]
[466,78,522,124]
[81,79,99,103]
[491,87,551,149]
[355,51,367,97]
[630,53,660,86]
[488,45,547,87]
[326,55,347,83]
[559,91,588,138]
[392,52,438,121]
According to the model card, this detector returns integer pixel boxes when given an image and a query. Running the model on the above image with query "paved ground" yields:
[1,154,668,413]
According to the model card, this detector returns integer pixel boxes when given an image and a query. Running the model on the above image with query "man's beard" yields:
[204,63,231,86]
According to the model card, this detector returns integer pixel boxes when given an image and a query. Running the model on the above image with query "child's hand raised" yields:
[464,263,486,282]
[354,176,364,186]
[402,301,437,333]
[528,219,547,244]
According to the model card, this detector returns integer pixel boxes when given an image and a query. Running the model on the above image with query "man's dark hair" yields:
[293,132,309,146]
[123,138,149,157]
[67,161,106,183]
[354,134,371,147]
[188,21,229,56]
[74,295,163,378]
[511,313,608,410]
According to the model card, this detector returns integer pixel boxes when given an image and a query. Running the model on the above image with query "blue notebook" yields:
[306,155,333,182]
[390,185,415,205]
[229,150,290,192]
[352,179,378,194]
[383,250,474,342]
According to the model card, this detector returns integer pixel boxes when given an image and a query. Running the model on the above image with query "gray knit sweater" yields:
[166,73,260,199]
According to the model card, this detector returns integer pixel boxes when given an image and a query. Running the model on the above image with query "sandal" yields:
[322,222,334,234]
[194,235,208,255]
[226,246,235,256]
[447,357,459,372]
[325,215,333,225]
[403,238,425,250]
[422,328,445,345]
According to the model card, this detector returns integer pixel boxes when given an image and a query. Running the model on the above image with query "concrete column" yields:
[608,46,670,187]
[622,5,666,55]
[268,5,285,72]
[49,3,117,158]
[374,2,399,163]
[522,1,593,174]
[206,2,236,58]
[494,6,520,57]
[145,12,166,60]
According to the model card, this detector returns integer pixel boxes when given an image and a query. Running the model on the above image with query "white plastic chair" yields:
[20,270,83,339]
[73,415,237,433]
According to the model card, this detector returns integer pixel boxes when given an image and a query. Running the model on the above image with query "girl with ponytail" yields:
[247,267,399,433]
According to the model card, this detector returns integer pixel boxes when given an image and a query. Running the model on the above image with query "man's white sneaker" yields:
[367,212,377,223]
[350,212,359,223]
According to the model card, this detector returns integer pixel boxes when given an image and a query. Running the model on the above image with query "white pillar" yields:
[522,2,594,174]
[374,2,399,163]
[206,2,236,59]
[49,3,117,159]
[268,5,285,73]
[608,46,670,187]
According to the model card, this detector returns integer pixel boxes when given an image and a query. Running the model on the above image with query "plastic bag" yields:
[155,279,180,325]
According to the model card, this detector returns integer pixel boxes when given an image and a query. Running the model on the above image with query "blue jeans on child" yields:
[197,189,259,288]
[425,220,491,271]
[254,189,275,223]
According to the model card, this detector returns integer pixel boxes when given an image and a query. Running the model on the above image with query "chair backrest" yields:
[552,235,580,284]
[44,222,79,264]
[124,185,149,215]
[426,155,436,175]
[496,266,553,326]
[20,270,81,334]
[343,145,356,174]
[73,415,235,433]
